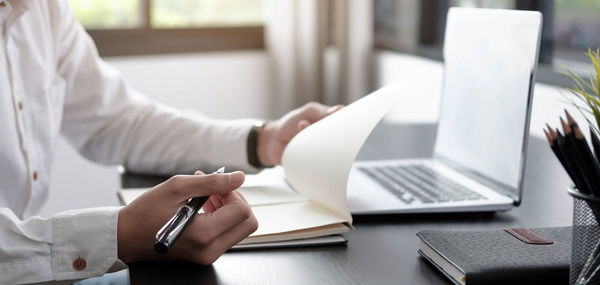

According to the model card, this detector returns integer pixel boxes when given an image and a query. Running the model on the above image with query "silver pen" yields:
[154,167,225,254]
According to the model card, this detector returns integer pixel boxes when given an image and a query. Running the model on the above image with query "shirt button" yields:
[73,258,87,271]
[0,2,6,8]
[32,171,38,181]
[18,102,23,110]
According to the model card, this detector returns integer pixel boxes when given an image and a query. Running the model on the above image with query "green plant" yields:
[562,48,600,134]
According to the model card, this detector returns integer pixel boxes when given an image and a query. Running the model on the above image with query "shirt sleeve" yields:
[0,207,124,284]
[51,0,257,175]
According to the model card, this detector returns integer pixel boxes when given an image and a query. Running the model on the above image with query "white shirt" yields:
[0,0,255,283]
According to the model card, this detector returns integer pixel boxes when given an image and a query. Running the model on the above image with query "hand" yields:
[257,102,343,166]
[117,171,257,265]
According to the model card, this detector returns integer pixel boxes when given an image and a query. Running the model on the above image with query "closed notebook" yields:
[417,227,571,285]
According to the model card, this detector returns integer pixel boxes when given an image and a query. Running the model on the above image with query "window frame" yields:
[79,0,265,57]
[374,0,589,88]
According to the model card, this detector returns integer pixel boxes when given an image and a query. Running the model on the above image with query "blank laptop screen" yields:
[434,8,541,194]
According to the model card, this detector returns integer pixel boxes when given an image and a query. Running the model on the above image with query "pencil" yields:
[573,125,600,196]
[561,117,596,194]
[556,126,592,195]
[565,111,600,196]
[545,126,576,184]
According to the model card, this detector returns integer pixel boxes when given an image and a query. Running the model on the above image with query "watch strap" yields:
[247,122,265,168]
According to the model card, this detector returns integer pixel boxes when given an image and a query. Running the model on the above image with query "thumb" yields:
[166,171,245,200]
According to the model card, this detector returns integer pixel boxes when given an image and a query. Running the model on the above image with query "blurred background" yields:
[65,0,600,119]
[42,0,600,215]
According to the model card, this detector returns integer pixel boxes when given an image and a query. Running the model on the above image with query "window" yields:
[553,0,600,74]
[70,0,142,29]
[151,0,263,28]
[374,0,600,86]
[69,0,265,56]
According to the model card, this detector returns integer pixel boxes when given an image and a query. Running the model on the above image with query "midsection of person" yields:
[0,0,65,219]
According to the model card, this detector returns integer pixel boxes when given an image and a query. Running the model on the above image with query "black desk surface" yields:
[122,123,573,285]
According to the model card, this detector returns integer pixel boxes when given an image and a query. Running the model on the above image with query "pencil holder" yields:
[568,186,600,285]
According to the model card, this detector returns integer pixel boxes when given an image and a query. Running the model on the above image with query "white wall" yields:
[375,51,443,124]
[104,51,271,119]
[40,51,271,217]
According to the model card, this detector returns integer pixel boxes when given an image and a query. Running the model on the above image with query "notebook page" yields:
[239,166,307,206]
[281,84,402,222]
[247,201,347,237]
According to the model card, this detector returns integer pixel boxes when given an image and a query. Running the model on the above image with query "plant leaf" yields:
[559,49,600,136]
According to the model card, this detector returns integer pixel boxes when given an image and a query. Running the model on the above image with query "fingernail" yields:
[328,105,342,112]
[228,171,244,184]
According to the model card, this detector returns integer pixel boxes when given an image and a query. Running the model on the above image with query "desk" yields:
[123,123,573,285]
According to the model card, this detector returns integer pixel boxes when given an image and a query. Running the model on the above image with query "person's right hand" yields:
[116,171,257,265]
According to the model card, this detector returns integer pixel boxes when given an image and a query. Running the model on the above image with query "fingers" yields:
[202,195,222,213]
[300,102,344,123]
[185,193,258,265]
[192,194,252,241]
[295,103,343,132]
[234,190,250,205]
[217,218,258,257]
[164,171,245,201]
[197,211,258,265]
[300,102,330,123]
[328,104,344,114]
[297,120,310,132]
[203,190,250,213]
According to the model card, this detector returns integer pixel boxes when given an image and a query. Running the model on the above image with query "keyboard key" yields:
[359,164,486,204]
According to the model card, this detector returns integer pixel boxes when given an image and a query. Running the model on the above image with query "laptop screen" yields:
[433,8,541,201]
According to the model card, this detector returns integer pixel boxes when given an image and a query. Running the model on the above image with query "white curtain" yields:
[264,0,374,118]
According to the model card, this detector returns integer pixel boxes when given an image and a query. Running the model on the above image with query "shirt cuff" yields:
[52,206,122,281]
[206,119,260,172]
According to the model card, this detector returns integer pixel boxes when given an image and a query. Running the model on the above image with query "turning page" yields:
[243,84,401,239]
[281,85,401,222]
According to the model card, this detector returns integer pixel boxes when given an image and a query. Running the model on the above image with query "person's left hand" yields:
[257,102,343,166]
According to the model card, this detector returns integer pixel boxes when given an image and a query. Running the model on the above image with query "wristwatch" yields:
[247,121,266,169]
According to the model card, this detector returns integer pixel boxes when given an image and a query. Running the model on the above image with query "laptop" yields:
[347,8,543,214]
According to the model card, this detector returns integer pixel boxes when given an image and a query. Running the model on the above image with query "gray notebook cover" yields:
[417,227,571,285]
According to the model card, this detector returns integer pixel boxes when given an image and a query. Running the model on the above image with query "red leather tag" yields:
[505,228,554,245]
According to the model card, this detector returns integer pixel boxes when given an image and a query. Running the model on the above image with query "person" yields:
[0,0,341,283]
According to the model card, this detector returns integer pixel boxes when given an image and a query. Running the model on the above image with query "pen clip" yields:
[155,212,180,242]
[155,205,194,242]
[155,166,226,252]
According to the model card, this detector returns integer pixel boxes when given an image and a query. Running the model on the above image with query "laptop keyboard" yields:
[357,164,486,204]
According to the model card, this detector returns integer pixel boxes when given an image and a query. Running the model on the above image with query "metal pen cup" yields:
[568,186,600,285]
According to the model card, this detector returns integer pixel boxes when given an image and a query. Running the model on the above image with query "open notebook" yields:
[119,84,401,246]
